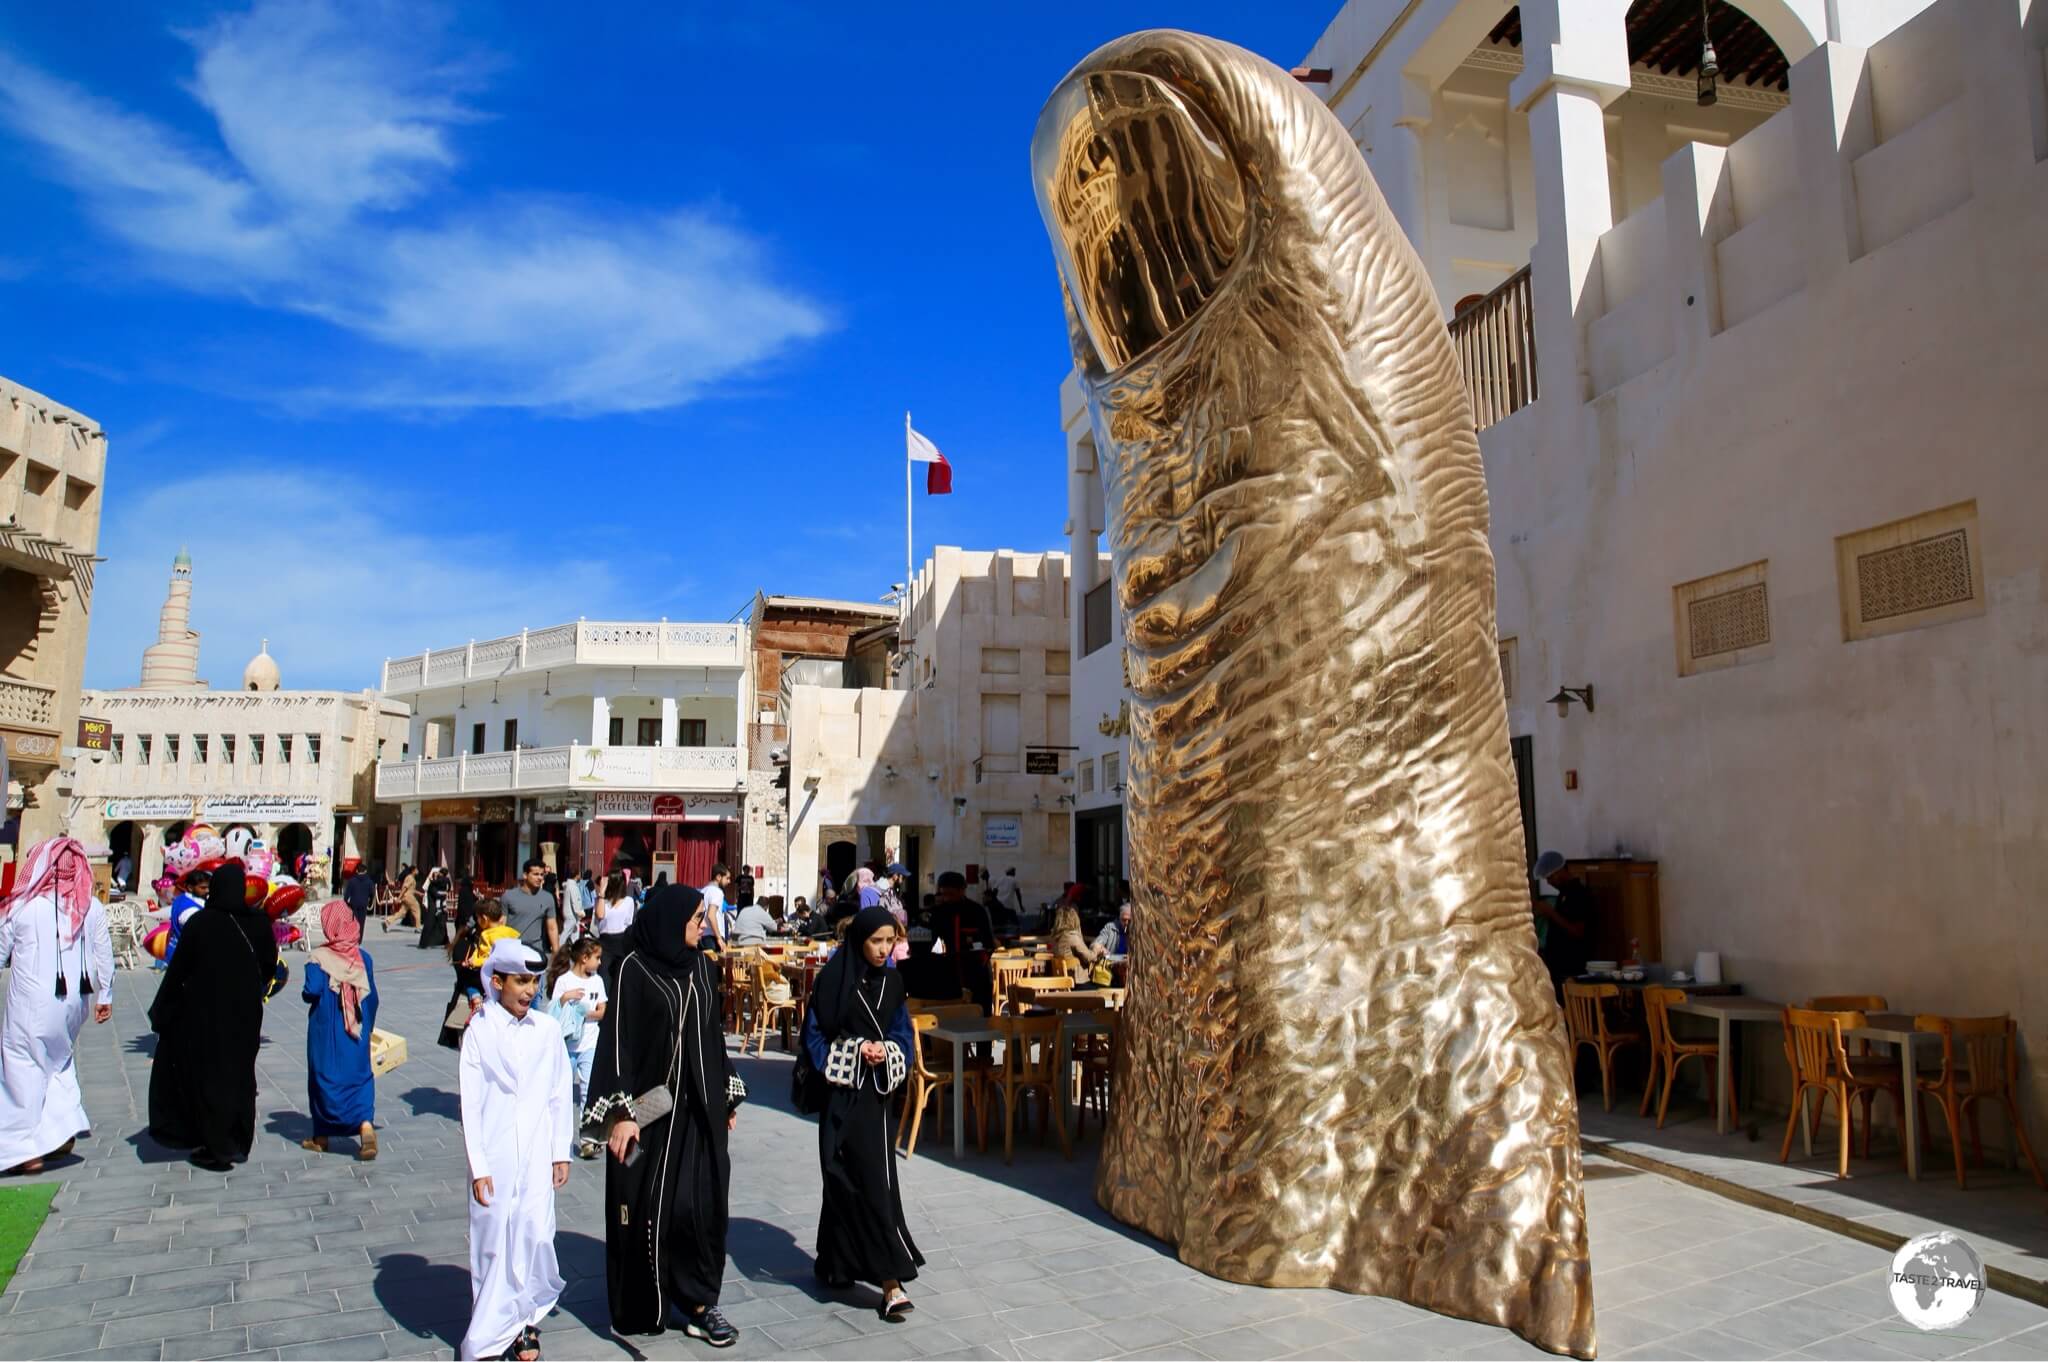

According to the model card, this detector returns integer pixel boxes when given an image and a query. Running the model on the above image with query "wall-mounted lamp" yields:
[1056,793,1075,806]
[802,774,822,790]
[926,767,941,782]
[1031,794,1043,811]
[1109,781,1127,796]
[882,763,900,781]
[1547,684,1595,718]
[952,796,968,815]
[1696,0,1719,106]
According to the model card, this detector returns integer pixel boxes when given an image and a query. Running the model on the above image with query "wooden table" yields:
[1666,995,1784,1136]
[926,1019,1005,1159]
[1668,997,1935,1179]
[926,1010,1114,1160]
[1846,1012,1935,1181]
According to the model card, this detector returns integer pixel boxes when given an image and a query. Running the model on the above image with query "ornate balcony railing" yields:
[375,744,744,800]
[0,678,58,731]
[1448,264,1538,430]
[381,621,746,694]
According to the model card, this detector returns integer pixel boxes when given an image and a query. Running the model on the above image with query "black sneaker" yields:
[683,1307,737,1348]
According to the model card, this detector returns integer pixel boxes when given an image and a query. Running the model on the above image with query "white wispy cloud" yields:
[85,468,650,691]
[0,1,828,413]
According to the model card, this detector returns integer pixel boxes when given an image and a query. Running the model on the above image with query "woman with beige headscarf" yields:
[301,900,379,1160]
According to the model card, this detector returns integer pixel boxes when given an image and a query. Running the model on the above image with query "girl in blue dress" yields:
[301,900,379,1160]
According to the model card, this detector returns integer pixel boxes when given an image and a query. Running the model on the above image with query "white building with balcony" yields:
[375,619,754,890]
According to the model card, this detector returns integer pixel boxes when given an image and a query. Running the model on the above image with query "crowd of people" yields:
[0,838,940,1360]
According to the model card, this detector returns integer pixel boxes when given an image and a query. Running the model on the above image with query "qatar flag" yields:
[907,424,952,494]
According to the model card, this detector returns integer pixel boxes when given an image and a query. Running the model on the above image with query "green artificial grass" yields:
[0,1182,59,1295]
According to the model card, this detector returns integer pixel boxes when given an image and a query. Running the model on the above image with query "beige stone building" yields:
[71,552,409,898]
[786,548,1074,912]
[0,375,105,856]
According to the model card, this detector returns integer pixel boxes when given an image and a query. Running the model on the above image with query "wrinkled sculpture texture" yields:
[1031,31,1594,1359]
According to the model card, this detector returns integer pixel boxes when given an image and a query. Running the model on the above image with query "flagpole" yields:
[903,411,913,633]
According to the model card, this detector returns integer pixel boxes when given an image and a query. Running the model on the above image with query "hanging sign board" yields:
[104,796,197,821]
[1024,750,1061,775]
[78,718,114,751]
[201,794,325,822]
[593,792,738,822]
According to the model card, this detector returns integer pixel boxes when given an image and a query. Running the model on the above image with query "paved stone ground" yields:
[4,936,2047,1361]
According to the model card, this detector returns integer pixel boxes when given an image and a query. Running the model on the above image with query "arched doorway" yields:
[824,840,857,895]
[276,823,314,877]
[109,822,137,889]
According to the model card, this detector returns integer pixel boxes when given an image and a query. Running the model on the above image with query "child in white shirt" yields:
[460,941,572,1362]
[545,939,607,1159]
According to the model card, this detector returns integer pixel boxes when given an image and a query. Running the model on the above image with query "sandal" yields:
[880,1287,913,1321]
[299,1137,328,1153]
[504,1325,541,1360]
[357,1126,378,1162]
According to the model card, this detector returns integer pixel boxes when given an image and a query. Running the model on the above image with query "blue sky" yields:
[1,1,1334,691]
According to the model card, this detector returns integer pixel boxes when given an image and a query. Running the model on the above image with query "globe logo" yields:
[1889,1231,1984,1331]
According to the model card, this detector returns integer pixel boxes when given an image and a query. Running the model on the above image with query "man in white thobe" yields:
[460,940,572,1361]
[0,837,115,1174]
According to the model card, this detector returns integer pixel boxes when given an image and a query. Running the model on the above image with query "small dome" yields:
[243,639,281,692]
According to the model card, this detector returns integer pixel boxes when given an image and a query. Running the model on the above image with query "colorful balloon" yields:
[163,841,200,875]
[243,845,277,881]
[242,876,270,909]
[263,884,305,919]
[143,923,170,962]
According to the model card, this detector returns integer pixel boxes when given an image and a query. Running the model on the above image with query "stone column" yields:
[659,696,678,748]
[1510,0,1631,409]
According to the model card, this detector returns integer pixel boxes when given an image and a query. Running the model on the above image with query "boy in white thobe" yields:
[0,838,115,1174]
[460,941,572,1361]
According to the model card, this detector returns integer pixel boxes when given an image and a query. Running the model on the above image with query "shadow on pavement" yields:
[124,1125,191,1164]
[372,1251,471,1348]
[728,1215,838,1307]
[264,1109,313,1143]
[401,1085,464,1122]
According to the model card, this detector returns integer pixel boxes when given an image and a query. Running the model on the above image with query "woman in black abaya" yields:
[803,905,923,1319]
[147,860,279,1170]
[585,885,745,1347]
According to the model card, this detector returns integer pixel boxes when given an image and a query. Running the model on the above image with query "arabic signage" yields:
[104,796,196,821]
[200,795,325,822]
[78,718,114,751]
[592,792,737,822]
[420,799,479,823]
[1024,749,1062,775]
[1,730,60,764]
[982,815,1023,849]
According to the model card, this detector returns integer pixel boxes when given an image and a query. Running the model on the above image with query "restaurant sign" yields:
[1023,749,1062,775]
[77,718,114,751]
[104,796,197,821]
[420,799,480,823]
[593,791,737,822]
[200,794,325,822]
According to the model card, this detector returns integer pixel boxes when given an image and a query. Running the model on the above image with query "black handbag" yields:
[790,1041,825,1116]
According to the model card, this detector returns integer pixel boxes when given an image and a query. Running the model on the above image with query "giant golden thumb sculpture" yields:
[1031,31,1594,1359]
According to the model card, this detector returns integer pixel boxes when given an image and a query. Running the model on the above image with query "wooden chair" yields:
[745,960,800,1057]
[897,1014,988,1156]
[1912,1015,2045,1190]
[991,1014,1067,1163]
[990,958,1035,1015]
[1809,995,1888,1056]
[1072,1012,1119,1138]
[1008,976,1075,1013]
[1562,981,1644,1112]
[1641,986,1736,1129]
[1780,1007,1905,1178]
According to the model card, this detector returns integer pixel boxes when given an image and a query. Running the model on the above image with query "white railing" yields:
[381,620,746,693]
[0,678,58,730]
[375,744,744,800]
